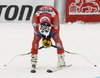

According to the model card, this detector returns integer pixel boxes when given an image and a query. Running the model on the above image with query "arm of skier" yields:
[48,15,59,38]
[32,15,43,37]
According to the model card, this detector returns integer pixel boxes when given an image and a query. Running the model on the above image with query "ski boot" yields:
[57,53,66,68]
[31,54,38,73]
[31,54,38,68]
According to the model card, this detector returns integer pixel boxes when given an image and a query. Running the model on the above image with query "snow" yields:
[0,23,100,78]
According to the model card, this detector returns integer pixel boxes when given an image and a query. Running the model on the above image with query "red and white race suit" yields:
[31,5,64,54]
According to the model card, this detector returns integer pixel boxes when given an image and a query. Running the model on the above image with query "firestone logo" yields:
[0,5,33,21]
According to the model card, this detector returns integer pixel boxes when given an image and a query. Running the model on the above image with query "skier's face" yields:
[39,24,51,36]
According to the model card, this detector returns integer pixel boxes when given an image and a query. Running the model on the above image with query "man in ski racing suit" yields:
[31,5,66,68]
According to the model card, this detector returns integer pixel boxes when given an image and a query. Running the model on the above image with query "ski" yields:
[31,68,36,73]
[47,64,72,73]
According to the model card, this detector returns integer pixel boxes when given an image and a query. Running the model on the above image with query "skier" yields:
[31,5,66,69]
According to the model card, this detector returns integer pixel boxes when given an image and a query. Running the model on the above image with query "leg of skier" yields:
[52,31,66,68]
[31,34,41,68]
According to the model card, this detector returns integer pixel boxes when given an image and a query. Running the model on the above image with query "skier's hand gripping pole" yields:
[51,45,97,67]
[4,38,51,67]
[42,38,51,48]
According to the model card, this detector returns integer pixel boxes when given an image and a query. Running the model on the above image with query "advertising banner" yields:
[66,0,100,22]
[0,0,54,23]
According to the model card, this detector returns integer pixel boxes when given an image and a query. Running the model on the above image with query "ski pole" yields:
[51,45,97,67]
[4,46,44,67]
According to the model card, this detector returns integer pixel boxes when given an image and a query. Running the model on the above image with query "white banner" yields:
[0,0,54,23]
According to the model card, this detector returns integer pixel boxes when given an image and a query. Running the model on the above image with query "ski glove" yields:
[42,38,51,48]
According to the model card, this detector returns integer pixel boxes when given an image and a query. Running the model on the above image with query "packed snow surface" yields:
[0,23,100,78]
